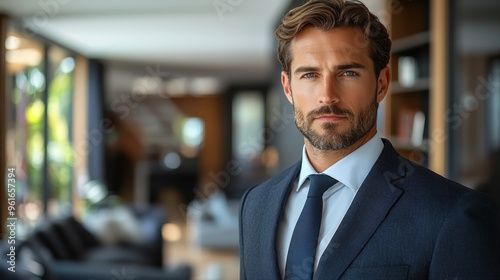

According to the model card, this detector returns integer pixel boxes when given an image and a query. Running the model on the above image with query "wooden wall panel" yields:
[429,0,448,175]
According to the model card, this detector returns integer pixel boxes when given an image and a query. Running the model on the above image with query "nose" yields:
[318,76,339,104]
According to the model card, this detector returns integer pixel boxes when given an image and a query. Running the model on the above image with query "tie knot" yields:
[308,174,338,198]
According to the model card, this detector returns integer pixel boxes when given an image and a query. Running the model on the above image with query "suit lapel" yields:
[259,162,301,279]
[315,140,407,279]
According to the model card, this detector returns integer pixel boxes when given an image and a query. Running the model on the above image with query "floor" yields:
[159,188,239,280]
[164,220,240,280]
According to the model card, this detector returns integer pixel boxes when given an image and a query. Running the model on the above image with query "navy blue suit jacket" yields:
[239,140,500,279]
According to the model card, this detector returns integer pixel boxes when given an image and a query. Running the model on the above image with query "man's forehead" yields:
[289,27,371,69]
[291,27,369,54]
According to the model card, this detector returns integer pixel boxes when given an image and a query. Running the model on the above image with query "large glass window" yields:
[5,25,74,235]
[47,46,75,216]
[6,29,45,233]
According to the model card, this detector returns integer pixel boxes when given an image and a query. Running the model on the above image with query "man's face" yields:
[281,27,389,150]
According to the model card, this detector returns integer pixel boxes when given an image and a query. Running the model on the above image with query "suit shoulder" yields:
[244,162,300,196]
[397,158,496,207]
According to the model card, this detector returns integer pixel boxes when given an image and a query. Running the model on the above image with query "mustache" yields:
[307,105,353,120]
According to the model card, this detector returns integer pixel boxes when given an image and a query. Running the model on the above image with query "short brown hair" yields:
[275,0,391,77]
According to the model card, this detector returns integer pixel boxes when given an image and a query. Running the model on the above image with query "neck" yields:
[305,127,377,172]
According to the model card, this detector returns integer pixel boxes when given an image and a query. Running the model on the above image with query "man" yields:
[239,0,500,279]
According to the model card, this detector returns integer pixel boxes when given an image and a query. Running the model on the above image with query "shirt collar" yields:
[297,133,384,192]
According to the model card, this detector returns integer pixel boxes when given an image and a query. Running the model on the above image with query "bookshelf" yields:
[383,0,448,174]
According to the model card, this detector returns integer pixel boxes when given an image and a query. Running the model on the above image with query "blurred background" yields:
[0,0,499,279]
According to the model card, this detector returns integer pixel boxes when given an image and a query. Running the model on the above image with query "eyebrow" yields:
[293,63,367,75]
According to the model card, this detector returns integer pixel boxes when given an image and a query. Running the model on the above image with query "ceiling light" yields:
[5,36,21,50]
[6,49,43,66]
[164,77,189,96]
[189,77,221,95]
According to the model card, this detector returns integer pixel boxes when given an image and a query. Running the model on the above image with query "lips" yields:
[308,105,352,120]
[314,114,347,122]
[315,114,346,119]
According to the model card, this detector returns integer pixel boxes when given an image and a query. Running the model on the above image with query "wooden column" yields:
[429,0,448,175]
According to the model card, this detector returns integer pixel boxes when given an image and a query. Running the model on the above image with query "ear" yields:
[376,66,390,103]
[281,71,294,104]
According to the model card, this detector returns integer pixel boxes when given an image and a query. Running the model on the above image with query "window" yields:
[232,91,265,162]
[5,25,75,235]
[46,46,75,216]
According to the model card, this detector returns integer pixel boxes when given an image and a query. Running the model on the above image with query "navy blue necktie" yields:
[285,174,338,280]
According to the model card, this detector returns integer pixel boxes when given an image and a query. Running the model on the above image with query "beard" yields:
[293,90,378,151]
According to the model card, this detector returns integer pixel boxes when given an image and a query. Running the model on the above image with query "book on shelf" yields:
[411,111,425,147]
[396,107,425,148]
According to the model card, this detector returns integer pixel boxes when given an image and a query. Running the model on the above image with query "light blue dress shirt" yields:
[278,134,384,278]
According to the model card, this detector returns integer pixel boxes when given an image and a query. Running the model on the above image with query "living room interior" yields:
[1,0,499,279]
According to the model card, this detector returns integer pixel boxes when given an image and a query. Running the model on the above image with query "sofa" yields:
[187,191,239,250]
[0,205,191,280]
